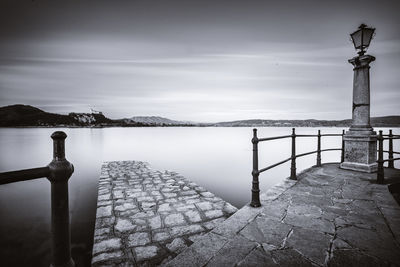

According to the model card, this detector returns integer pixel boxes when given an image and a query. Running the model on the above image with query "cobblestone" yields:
[92,160,238,266]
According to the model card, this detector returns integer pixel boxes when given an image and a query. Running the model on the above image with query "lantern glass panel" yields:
[362,28,374,47]
[351,29,362,49]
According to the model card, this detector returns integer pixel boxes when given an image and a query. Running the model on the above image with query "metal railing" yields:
[377,129,400,184]
[250,128,344,207]
[0,131,75,267]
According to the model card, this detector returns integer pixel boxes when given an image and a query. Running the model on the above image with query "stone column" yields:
[340,55,377,173]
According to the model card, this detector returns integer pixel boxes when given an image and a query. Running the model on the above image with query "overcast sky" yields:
[0,0,399,122]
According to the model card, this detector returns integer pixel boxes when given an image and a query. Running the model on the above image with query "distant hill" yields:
[213,117,400,127]
[1,104,399,127]
[125,116,194,126]
[0,104,144,127]
[370,116,400,127]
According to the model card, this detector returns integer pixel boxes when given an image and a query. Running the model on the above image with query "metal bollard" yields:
[47,131,75,267]
[316,130,321,167]
[290,128,297,180]
[250,129,261,207]
[388,129,394,168]
[377,130,384,184]
[341,129,345,163]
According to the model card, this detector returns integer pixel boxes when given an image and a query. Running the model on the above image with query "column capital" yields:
[348,54,375,69]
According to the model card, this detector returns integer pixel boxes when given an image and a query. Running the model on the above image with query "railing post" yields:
[377,130,384,184]
[290,128,297,180]
[341,129,345,163]
[250,128,261,207]
[388,129,394,168]
[316,130,321,167]
[47,131,75,267]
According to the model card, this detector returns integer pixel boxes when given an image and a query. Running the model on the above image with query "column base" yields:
[340,162,377,173]
[341,130,377,173]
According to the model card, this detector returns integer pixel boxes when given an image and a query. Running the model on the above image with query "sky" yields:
[0,0,399,122]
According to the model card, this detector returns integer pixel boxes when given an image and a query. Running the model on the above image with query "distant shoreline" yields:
[1,125,400,129]
[1,104,400,128]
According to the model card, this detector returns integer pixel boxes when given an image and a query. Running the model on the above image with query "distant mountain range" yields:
[1,104,400,127]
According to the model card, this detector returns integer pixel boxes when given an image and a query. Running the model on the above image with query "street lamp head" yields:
[350,24,375,56]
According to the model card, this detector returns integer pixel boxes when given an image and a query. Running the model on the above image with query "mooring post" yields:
[290,128,297,180]
[388,129,394,168]
[316,130,322,167]
[377,130,384,184]
[341,129,345,163]
[250,128,261,207]
[47,131,75,267]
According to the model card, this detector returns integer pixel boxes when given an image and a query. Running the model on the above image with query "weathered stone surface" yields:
[329,249,389,267]
[115,219,135,232]
[148,215,162,230]
[92,251,123,264]
[271,248,314,267]
[285,227,331,265]
[92,238,121,255]
[165,164,400,267]
[134,246,159,261]
[236,246,277,266]
[170,225,204,236]
[166,238,187,253]
[164,213,186,226]
[196,202,213,211]
[185,210,202,223]
[92,161,237,266]
[206,235,257,266]
[96,205,112,218]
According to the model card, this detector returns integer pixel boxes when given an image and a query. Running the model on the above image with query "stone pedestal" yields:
[340,55,377,173]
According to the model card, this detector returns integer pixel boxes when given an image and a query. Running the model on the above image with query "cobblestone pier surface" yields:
[92,161,238,266]
[166,164,400,267]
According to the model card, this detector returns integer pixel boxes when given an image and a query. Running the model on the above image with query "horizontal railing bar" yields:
[320,148,342,152]
[258,135,292,142]
[377,150,400,155]
[258,148,343,174]
[259,157,292,173]
[296,150,318,158]
[380,157,400,163]
[0,166,50,185]
[295,134,343,137]
[259,133,344,141]
[383,136,400,140]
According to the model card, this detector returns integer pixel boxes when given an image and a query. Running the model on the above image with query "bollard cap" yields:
[51,131,67,140]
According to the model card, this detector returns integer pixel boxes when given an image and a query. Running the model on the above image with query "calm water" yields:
[0,127,398,266]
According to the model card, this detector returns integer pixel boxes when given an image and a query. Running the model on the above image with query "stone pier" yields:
[166,164,400,266]
[91,161,238,266]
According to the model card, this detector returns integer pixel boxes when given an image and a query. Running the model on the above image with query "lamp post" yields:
[340,24,377,173]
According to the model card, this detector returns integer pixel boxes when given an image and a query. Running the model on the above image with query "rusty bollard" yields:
[47,131,75,267]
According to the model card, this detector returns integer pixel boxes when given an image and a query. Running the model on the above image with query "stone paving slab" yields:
[91,161,238,266]
[165,164,400,267]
